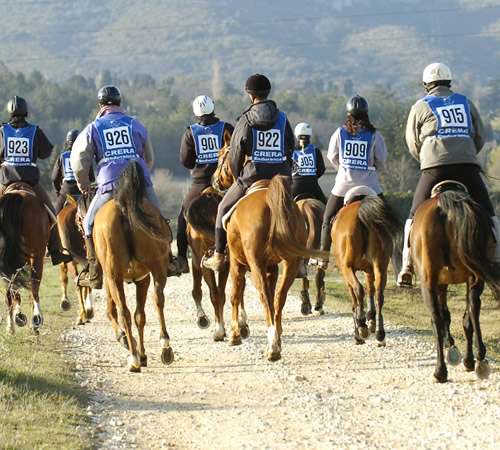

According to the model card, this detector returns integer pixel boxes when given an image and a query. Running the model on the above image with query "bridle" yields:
[212,145,232,193]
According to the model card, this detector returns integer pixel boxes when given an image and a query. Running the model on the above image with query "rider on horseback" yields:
[0,96,73,266]
[175,95,234,274]
[202,74,296,272]
[310,95,388,269]
[397,63,500,287]
[70,85,173,289]
[291,122,327,204]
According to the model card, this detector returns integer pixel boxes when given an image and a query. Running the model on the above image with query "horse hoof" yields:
[239,325,250,339]
[32,315,44,329]
[85,309,94,320]
[315,307,325,316]
[60,299,71,311]
[140,355,148,367]
[354,336,365,345]
[197,315,210,329]
[213,333,225,342]
[368,321,376,334]
[376,339,386,347]
[161,346,174,365]
[446,346,462,366]
[475,360,490,380]
[229,335,242,346]
[359,327,369,340]
[301,302,312,316]
[267,350,281,362]
[77,319,86,326]
[15,312,27,327]
[128,355,141,372]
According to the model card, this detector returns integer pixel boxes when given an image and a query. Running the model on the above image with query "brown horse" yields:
[410,185,500,383]
[296,198,326,315]
[92,160,174,372]
[185,187,232,340]
[212,144,325,361]
[0,183,51,334]
[331,192,402,346]
[57,197,93,325]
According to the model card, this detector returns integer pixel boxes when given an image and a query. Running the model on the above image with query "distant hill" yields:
[1,0,499,92]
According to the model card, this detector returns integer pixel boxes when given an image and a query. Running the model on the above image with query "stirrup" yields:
[397,266,415,288]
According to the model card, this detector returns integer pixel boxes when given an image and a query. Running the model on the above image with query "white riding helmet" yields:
[294,122,312,138]
[422,63,452,84]
[192,95,215,116]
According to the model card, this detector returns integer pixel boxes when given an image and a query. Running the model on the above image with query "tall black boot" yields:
[310,224,332,269]
[79,236,103,289]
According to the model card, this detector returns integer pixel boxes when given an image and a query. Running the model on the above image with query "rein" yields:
[213,145,232,193]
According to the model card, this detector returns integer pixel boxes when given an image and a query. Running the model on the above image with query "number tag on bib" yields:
[6,137,30,157]
[103,126,132,149]
[196,134,220,163]
[253,129,283,163]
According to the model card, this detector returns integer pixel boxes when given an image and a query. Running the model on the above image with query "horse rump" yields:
[185,190,223,242]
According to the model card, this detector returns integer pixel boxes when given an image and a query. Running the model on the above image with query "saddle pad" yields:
[222,182,269,231]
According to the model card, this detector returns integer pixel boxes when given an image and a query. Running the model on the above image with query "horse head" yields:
[212,129,236,193]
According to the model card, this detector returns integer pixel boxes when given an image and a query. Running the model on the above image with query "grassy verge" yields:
[0,261,93,449]
[303,267,500,362]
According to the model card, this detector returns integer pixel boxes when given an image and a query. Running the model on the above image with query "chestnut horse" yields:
[212,142,325,361]
[57,198,93,325]
[296,198,326,315]
[185,187,232,341]
[331,192,402,346]
[92,160,174,372]
[410,185,500,383]
[0,183,51,334]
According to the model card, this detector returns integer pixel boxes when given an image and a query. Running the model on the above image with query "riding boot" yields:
[202,228,227,272]
[397,219,414,288]
[176,228,190,274]
[80,236,103,289]
[309,224,331,269]
[48,226,73,265]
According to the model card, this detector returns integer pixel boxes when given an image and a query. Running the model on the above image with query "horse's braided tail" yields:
[438,190,500,292]
[114,160,168,242]
[0,193,30,287]
[267,175,324,260]
[358,196,403,252]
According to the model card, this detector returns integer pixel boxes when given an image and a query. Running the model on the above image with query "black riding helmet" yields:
[346,95,369,116]
[7,96,28,118]
[97,85,122,106]
[245,74,271,96]
[66,129,80,143]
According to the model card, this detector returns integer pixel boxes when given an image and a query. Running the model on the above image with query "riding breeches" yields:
[323,192,387,226]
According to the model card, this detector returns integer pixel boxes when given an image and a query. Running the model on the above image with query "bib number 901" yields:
[198,134,219,152]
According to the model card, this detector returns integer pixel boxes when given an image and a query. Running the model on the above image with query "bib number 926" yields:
[103,126,131,149]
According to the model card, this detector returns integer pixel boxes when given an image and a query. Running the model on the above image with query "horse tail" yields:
[297,198,325,249]
[358,196,403,252]
[185,191,222,242]
[437,190,500,291]
[267,175,324,260]
[0,193,30,287]
[114,160,168,242]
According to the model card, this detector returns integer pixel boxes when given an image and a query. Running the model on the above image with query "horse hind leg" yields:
[192,262,210,330]
[343,268,367,344]
[135,276,150,367]
[59,262,71,312]
[300,277,312,316]
[314,268,326,315]
[229,262,248,347]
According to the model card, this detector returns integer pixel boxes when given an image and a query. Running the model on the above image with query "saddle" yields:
[4,182,57,228]
[430,180,468,198]
[343,185,377,206]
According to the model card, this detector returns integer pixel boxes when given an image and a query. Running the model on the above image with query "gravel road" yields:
[62,271,500,449]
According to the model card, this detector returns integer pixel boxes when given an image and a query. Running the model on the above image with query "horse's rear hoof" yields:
[432,370,448,383]
[229,335,242,346]
[267,350,281,362]
[60,299,71,311]
[15,312,27,327]
[140,355,148,367]
[85,308,94,320]
[446,346,462,366]
[475,360,490,380]
[301,301,312,316]
[359,327,369,340]
[239,325,250,339]
[161,346,174,365]
[197,315,210,329]
[376,339,386,347]
[354,336,365,345]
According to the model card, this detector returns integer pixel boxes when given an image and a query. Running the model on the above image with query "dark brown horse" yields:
[57,197,93,325]
[331,193,402,346]
[410,186,500,383]
[212,143,325,361]
[296,198,326,315]
[0,183,52,334]
[92,160,174,372]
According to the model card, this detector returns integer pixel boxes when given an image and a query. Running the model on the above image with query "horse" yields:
[295,197,326,315]
[0,183,52,334]
[57,197,93,325]
[212,141,325,361]
[92,159,174,372]
[331,188,402,346]
[185,187,232,341]
[410,183,500,383]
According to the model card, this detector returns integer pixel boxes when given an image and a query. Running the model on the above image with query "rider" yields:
[0,96,73,266]
[202,73,296,272]
[310,95,388,269]
[397,62,500,287]
[291,122,327,204]
[71,85,173,288]
[175,95,234,274]
[51,129,95,215]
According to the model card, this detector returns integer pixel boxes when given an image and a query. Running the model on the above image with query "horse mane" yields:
[114,160,168,242]
[185,190,223,242]
[437,190,500,291]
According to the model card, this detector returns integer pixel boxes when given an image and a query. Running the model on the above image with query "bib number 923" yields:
[6,137,29,156]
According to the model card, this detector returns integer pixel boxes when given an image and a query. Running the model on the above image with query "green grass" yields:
[0,261,93,449]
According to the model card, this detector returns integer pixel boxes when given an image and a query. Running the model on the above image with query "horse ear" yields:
[223,129,232,147]
[66,194,77,205]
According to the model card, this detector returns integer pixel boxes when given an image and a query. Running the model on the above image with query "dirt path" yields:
[62,273,500,449]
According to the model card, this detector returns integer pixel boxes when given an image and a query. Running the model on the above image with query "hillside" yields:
[0,0,499,91]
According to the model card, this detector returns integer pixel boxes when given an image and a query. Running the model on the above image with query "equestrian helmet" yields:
[346,95,369,115]
[66,129,80,143]
[245,74,271,95]
[192,95,215,116]
[7,96,28,117]
[97,85,122,106]
[294,122,312,138]
[422,63,452,84]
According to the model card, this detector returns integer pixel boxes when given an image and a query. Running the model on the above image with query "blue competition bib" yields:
[423,93,472,138]
[340,127,373,171]
[61,150,76,182]
[2,123,37,167]
[251,111,287,163]
[190,121,224,164]
[292,144,317,176]
[95,116,138,162]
